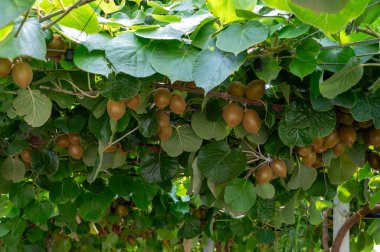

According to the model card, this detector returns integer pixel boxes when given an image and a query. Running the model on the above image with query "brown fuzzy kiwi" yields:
[46,34,66,57]
[154,88,171,109]
[368,128,380,147]
[332,142,346,156]
[270,159,287,177]
[157,111,170,128]
[169,94,187,114]
[368,152,380,170]
[227,81,245,97]
[338,126,356,147]
[125,95,141,110]
[158,125,173,140]
[296,146,312,156]
[107,99,126,121]
[256,164,273,184]
[312,154,323,168]
[323,129,340,148]
[68,144,84,160]
[222,103,244,128]
[12,62,33,88]
[245,80,265,100]
[312,138,325,148]
[302,151,317,167]
[68,133,81,145]
[56,134,70,148]
[242,109,261,134]
[21,147,32,164]
[0,58,12,77]
[336,111,354,126]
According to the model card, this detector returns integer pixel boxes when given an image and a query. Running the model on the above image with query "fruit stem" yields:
[104,127,139,151]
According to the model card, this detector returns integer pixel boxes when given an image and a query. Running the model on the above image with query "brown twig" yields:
[322,209,331,252]
[320,38,380,50]
[14,9,31,37]
[40,0,96,22]
[42,0,94,30]
[356,27,380,38]
[331,204,380,252]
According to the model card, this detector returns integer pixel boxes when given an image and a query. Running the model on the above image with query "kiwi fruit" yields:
[157,111,170,128]
[302,151,316,167]
[125,95,141,110]
[255,164,273,184]
[367,152,380,170]
[312,138,324,148]
[68,144,84,160]
[313,145,327,154]
[47,34,66,57]
[227,81,245,97]
[368,128,380,147]
[104,144,118,153]
[324,129,340,148]
[312,154,323,168]
[107,99,126,121]
[337,112,354,126]
[245,79,265,100]
[0,58,12,77]
[158,125,173,140]
[12,62,33,88]
[270,159,287,177]
[332,142,346,156]
[169,94,186,114]
[338,126,356,147]
[358,120,373,129]
[68,133,81,145]
[56,134,70,148]
[222,103,244,128]
[296,146,312,156]
[154,88,171,108]
[242,109,261,134]
[21,148,32,164]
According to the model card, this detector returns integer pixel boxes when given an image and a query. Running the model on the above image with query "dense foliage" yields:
[0,0,379,251]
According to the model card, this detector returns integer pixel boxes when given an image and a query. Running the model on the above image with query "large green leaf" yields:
[0,195,14,217]
[138,113,159,138]
[224,178,256,212]
[82,33,113,52]
[0,0,35,28]
[287,163,317,190]
[197,141,247,184]
[105,33,155,77]
[206,0,242,24]
[161,125,203,157]
[178,216,201,239]
[140,152,178,183]
[0,18,46,60]
[24,201,55,225]
[151,43,198,82]
[350,91,380,128]
[31,150,59,176]
[216,20,268,55]
[289,58,316,79]
[108,174,132,196]
[256,183,275,199]
[9,183,35,208]
[49,178,81,204]
[288,0,371,34]
[131,179,157,209]
[317,48,355,73]
[309,197,332,225]
[254,57,281,83]
[291,0,350,13]
[193,47,246,92]
[337,178,362,203]
[328,155,358,184]
[101,76,141,101]
[191,112,230,140]
[73,45,111,76]
[0,156,25,182]
[78,190,113,222]
[320,58,363,99]
[262,0,291,11]
[58,203,77,232]
[13,89,52,128]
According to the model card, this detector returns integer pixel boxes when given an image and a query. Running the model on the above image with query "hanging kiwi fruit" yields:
[270,159,287,177]
[169,94,186,114]
[56,134,70,148]
[68,133,81,145]
[332,142,346,156]
[0,58,12,77]
[12,62,33,88]
[68,144,84,160]
[242,109,261,134]
[296,146,312,156]
[338,126,356,147]
[157,111,170,128]
[227,81,245,97]
[158,125,173,140]
[125,95,141,110]
[154,88,171,109]
[323,129,340,148]
[46,34,66,57]
[245,79,265,100]
[21,147,32,164]
[256,164,273,184]
[368,128,380,147]
[367,152,380,170]
[222,103,244,128]
[302,151,317,167]
[107,99,126,121]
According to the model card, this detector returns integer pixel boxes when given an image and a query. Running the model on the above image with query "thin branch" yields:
[320,38,380,50]
[39,85,98,96]
[40,0,96,22]
[322,209,331,252]
[105,127,139,150]
[14,9,31,37]
[356,27,380,39]
[42,0,94,30]
[331,204,380,252]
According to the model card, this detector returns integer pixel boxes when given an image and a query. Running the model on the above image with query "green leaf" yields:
[178,216,201,239]
[296,39,320,61]
[291,0,349,13]
[0,195,13,217]
[13,89,52,127]
[254,57,281,83]
[88,113,111,144]
[0,18,46,60]
[52,0,99,34]
[193,47,246,92]
[0,156,25,182]
[369,191,380,210]
[224,178,256,212]
[197,141,247,184]
[309,197,332,225]
[49,178,80,204]
[320,58,363,99]
[278,23,310,39]
[138,113,159,138]
[256,183,275,199]
[289,58,317,79]
[151,14,181,23]
[73,45,111,76]
[79,190,113,222]
[31,150,59,176]
[96,0,125,14]
[337,178,361,203]
[287,164,317,190]
[369,77,380,93]
[82,33,113,52]
[105,33,155,77]
[328,154,358,184]
[0,0,35,28]
[140,152,179,183]
[191,112,230,140]
[9,183,35,208]
[151,43,198,82]
[317,48,355,73]
[278,120,313,147]
[256,229,275,244]
[24,201,55,225]
[229,217,252,236]
[161,125,203,157]
[262,0,291,11]
[131,179,157,209]
[216,20,268,55]
[108,174,132,196]
[206,0,242,24]
[288,0,371,34]
[58,203,77,232]
[350,91,380,128]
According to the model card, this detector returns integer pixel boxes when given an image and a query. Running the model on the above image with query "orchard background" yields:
[0,0,379,251]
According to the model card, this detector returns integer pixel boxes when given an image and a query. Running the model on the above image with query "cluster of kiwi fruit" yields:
[107,95,141,121]
[0,58,33,88]
[255,159,287,184]
[46,34,66,61]
[227,79,265,101]
[154,87,187,140]
[56,133,84,160]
